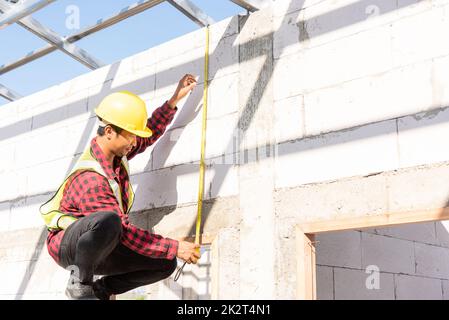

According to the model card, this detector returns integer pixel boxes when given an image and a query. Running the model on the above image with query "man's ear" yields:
[104,125,115,139]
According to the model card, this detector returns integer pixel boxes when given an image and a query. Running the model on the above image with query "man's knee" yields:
[92,211,122,236]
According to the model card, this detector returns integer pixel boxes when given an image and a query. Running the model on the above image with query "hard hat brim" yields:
[128,127,153,138]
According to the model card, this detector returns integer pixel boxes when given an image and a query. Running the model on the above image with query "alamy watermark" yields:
[365,5,381,19]
[65,5,80,31]
[365,265,380,290]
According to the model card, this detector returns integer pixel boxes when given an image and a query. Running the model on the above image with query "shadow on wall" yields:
[128,79,204,231]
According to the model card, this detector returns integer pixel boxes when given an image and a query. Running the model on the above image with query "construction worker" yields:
[40,74,201,300]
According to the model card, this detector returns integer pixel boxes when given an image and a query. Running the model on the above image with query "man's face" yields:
[107,127,137,158]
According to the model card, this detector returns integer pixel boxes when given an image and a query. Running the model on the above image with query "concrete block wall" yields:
[1,0,449,299]
[272,0,449,299]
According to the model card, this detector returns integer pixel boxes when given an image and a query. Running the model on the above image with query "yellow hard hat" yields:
[94,91,152,138]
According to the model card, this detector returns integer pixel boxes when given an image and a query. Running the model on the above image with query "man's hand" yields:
[57,215,77,230]
[167,74,198,109]
[176,241,201,264]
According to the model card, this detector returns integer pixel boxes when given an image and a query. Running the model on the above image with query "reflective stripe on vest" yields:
[40,146,134,231]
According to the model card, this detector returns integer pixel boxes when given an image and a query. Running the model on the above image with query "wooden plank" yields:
[299,207,449,234]
[296,228,316,300]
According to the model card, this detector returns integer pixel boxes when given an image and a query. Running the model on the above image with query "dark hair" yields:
[97,117,122,136]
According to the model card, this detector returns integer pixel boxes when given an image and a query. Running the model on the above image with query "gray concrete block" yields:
[0,244,43,263]
[24,157,71,198]
[239,160,276,299]
[275,120,399,189]
[0,143,14,174]
[368,222,438,246]
[25,256,67,295]
[273,24,392,101]
[130,164,199,209]
[209,34,239,81]
[397,106,449,169]
[10,194,53,231]
[316,231,362,269]
[395,274,443,300]
[361,233,415,275]
[0,116,32,142]
[273,0,307,17]
[133,196,240,241]
[31,93,88,132]
[63,117,97,158]
[0,170,27,203]
[86,80,114,113]
[304,61,433,137]
[415,242,449,279]
[274,95,305,144]
[274,0,407,60]
[274,169,389,223]
[391,5,449,69]
[334,268,395,300]
[204,162,239,200]
[431,54,449,110]
[435,221,449,249]
[154,47,205,97]
[0,202,10,232]
[63,63,115,94]
[316,265,334,300]
[0,227,47,249]
[274,227,297,299]
[0,261,32,295]
[109,66,155,99]
[211,228,240,299]
[386,164,449,212]
[152,124,201,170]
[443,280,449,300]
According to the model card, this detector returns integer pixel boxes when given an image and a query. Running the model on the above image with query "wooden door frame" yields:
[296,207,449,299]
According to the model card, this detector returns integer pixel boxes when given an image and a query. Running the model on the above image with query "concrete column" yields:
[237,9,276,299]
[211,228,240,299]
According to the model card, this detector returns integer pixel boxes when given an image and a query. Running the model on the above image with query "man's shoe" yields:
[93,278,112,300]
[65,277,98,300]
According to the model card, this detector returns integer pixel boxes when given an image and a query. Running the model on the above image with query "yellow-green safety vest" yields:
[40,145,135,231]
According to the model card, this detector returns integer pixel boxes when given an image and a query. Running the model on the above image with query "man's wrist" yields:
[57,215,77,230]
[167,97,178,109]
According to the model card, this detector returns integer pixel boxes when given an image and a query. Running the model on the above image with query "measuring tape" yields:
[174,25,210,282]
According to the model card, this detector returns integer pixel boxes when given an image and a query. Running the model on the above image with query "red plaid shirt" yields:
[47,102,179,263]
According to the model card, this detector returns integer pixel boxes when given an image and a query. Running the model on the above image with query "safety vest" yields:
[40,145,135,232]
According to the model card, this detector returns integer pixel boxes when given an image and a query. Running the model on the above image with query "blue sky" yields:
[0,0,245,106]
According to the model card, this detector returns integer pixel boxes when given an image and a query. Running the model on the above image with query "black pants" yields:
[58,211,177,295]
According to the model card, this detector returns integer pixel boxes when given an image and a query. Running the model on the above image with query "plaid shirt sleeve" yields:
[127,101,177,160]
[67,172,179,260]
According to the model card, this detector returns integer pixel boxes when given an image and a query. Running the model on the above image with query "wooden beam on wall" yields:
[296,206,449,300]
[296,228,316,300]
[299,207,449,234]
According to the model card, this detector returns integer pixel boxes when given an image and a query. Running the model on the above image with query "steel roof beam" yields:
[0,0,166,74]
[229,0,271,12]
[0,0,104,69]
[0,83,22,101]
[0,0,55,29]
[16,15,105,69]
[167,0,215,27]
